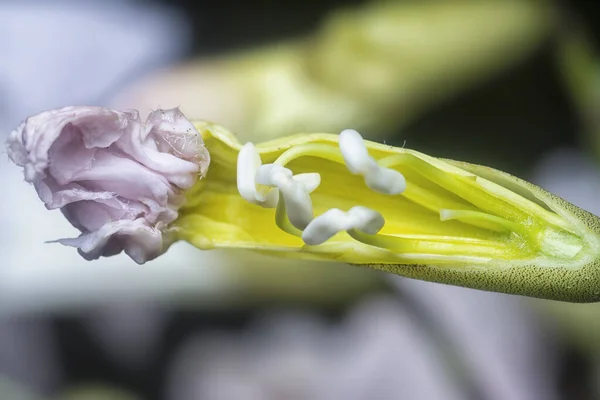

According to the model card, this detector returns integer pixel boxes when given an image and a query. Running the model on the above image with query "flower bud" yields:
[7,106,210,264]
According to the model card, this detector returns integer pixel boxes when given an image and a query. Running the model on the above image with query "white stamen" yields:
[236,143,279,207]
[339,129,406,195]
[237,134,393,245]
[237,142,321,230]
[292,173,321,193]
[237,142,261,204]
[339,129,373,174]
[256,164,315,230]
[302,206,385,245]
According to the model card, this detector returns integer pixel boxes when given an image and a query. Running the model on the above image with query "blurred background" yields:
[2,0,600,399]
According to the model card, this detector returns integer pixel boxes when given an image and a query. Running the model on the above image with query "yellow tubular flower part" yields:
[174,122,600,303]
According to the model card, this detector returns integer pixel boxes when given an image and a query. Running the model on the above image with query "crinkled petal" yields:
[53,219,164,264]
[7,106,210,264]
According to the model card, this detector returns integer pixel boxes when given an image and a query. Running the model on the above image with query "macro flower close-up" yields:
[9,105,600,302]
[4,1,600,400]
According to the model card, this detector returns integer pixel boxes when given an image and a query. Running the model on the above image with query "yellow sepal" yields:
[174,122,600,302]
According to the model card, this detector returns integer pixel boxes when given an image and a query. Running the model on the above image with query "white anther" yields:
[292,173,321,193]
[365,166,406,195]
[339,129,373,174]
[256,164,315,230]
[237,143,277,207]
[237,143,288,208]
[339,129,406,195]
[302,206,385,245]
[237,143,261,203]
[237,142,322,230]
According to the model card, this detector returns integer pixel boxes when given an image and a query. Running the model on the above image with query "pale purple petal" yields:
[7,106,210,264]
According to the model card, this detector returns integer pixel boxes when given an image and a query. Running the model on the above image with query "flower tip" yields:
[8,106,209,264]
[148,107,211,176]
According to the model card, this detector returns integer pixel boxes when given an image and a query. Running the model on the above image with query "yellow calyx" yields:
[174,122,594,273]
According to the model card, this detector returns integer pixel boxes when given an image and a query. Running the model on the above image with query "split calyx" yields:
[180,124,594,271]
